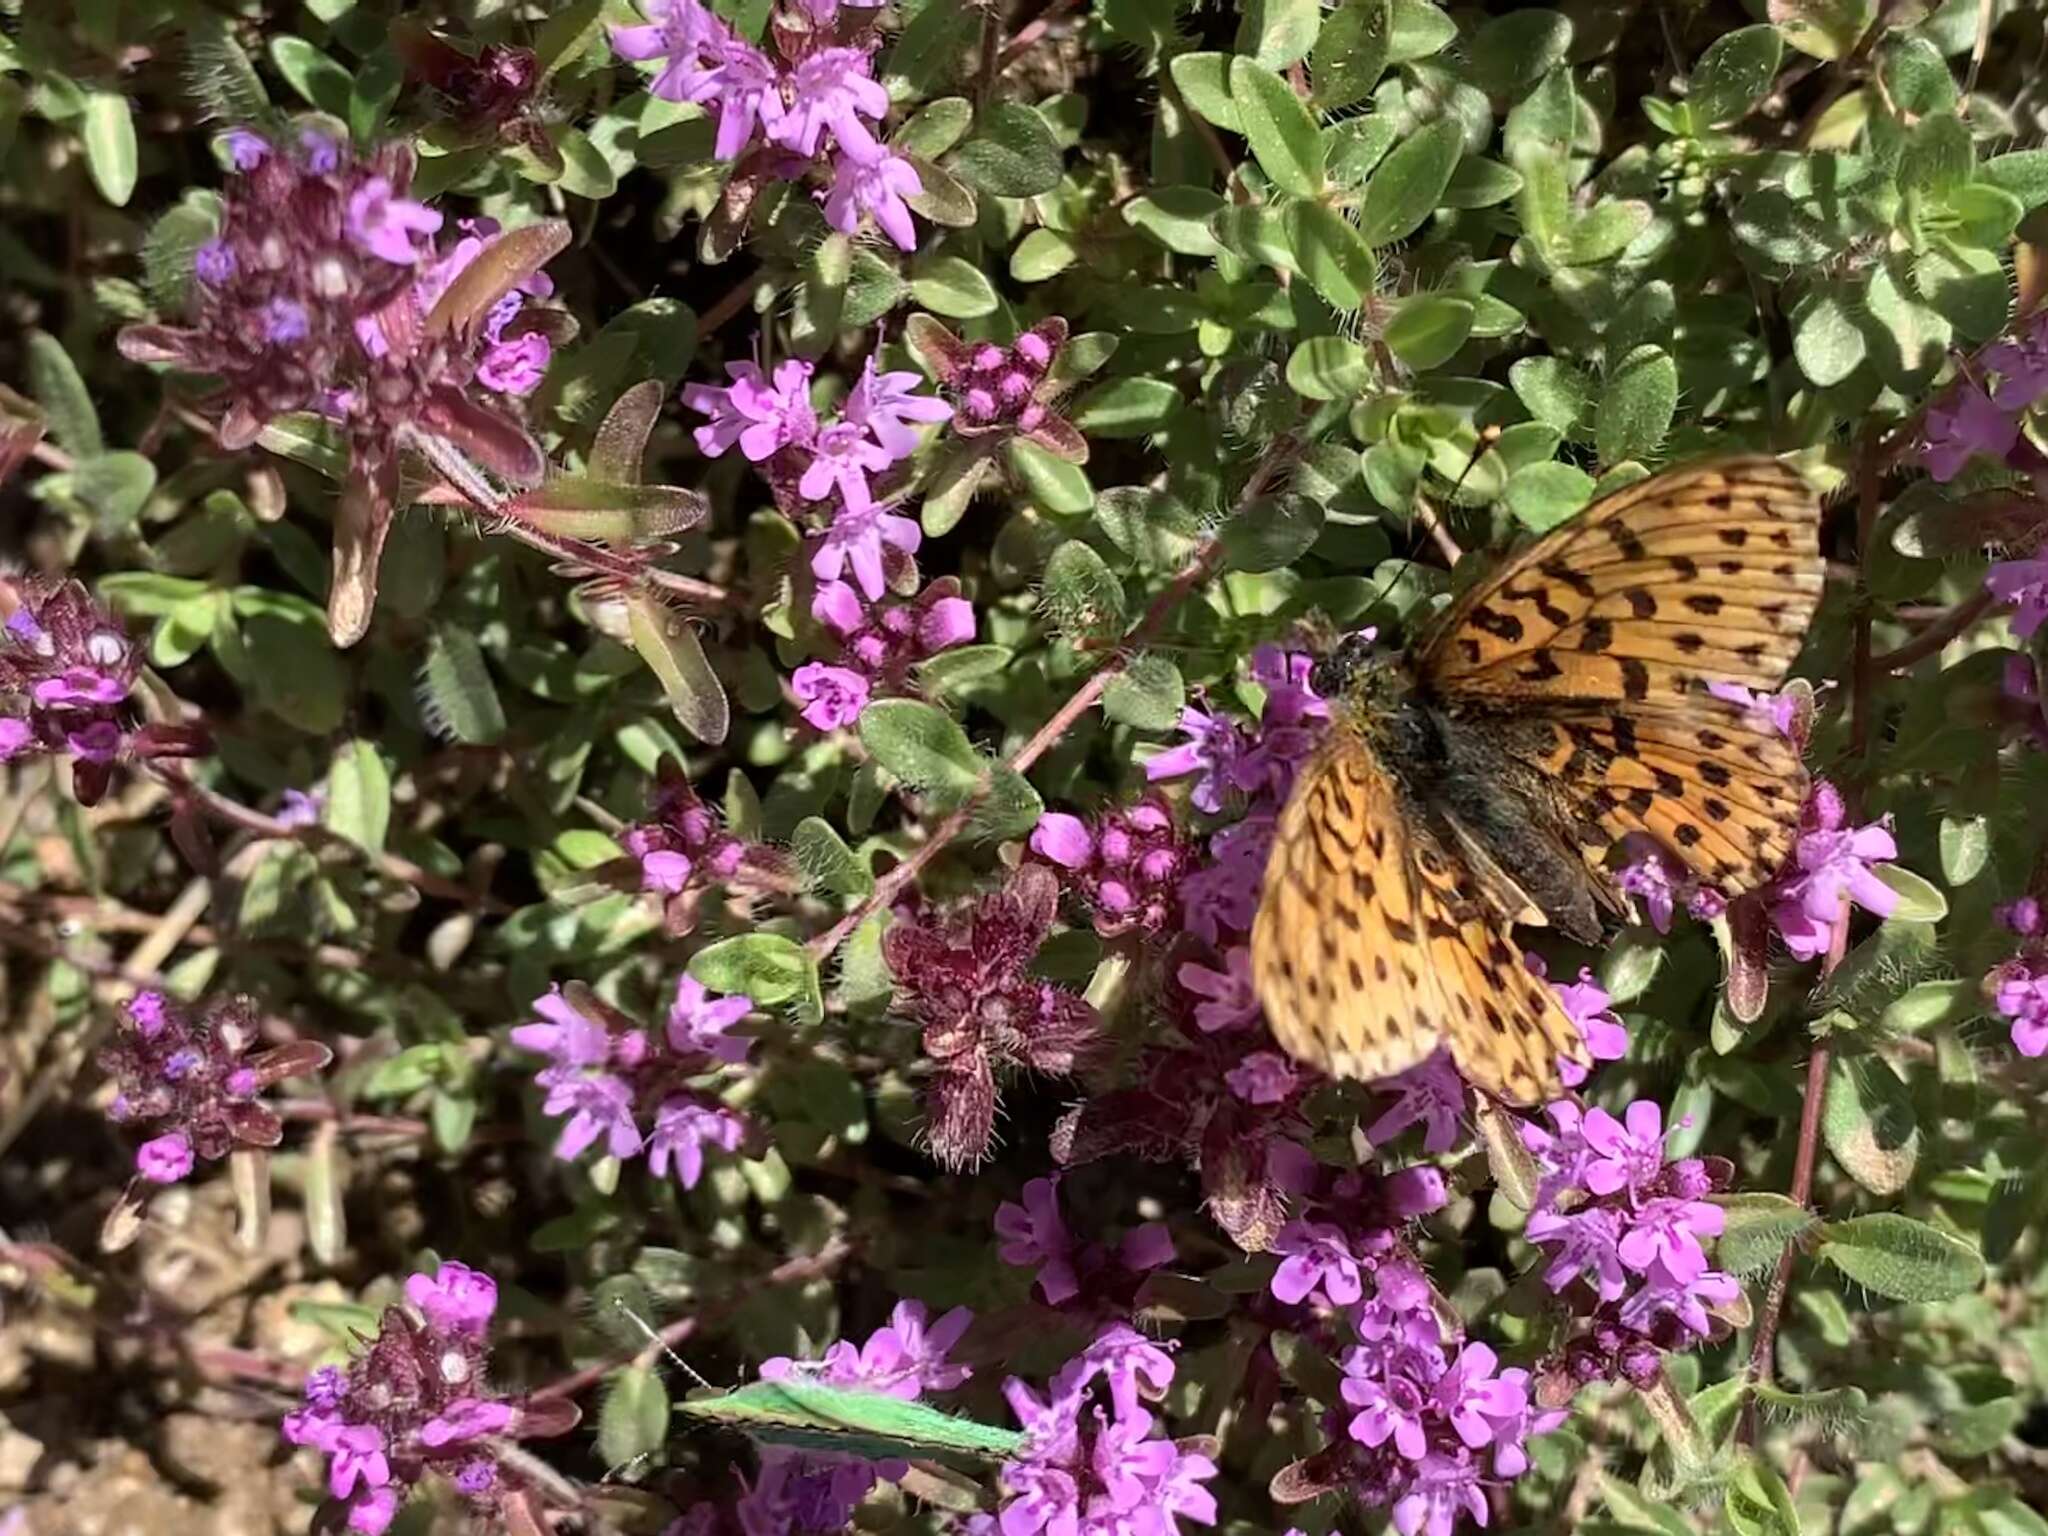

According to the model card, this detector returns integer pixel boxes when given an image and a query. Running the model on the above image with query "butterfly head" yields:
[1311,627,1404,713]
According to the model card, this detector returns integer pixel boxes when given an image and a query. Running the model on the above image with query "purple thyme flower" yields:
[684,357,819,462]
[845,357,952,457]
[1270,1220,1367,1308]
[823,144,923,250]
[1766,781,1899,962]
[775,47,888,159]
[1994,952,2048,1057]
[1224,1050,1300,1105]
[646,1097,747,1187]
[1176,946,1261,1033]
[1988,554,2048,641]
[1922,380,2019,481]
[668,975,754,1065]
[1144,701,1251,815]
[810,501,923,601]
[1366,1053,1467,1154]
[283,1261,574,1534]
[996,1176,1082,1306]
[810,577,976,700]
[1030,796,1195,939]
[792,662,871,730]
[98,990,330,1185]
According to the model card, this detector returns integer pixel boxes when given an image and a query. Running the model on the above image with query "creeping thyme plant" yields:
[7,3,2048,1535]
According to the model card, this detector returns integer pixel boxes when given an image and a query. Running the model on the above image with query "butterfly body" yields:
[1251,457,1826,1105]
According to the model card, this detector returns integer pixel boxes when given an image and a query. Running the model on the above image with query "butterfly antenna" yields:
[602,1290,718,1391]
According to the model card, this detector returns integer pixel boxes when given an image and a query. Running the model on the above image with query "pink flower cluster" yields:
[1990,897,2048,1058]
[616,766,792,930]
[99,989,331,1186]
[980,1326,1218,1536]
[1148,642,1330,1025]
[1521,1099,1741,1387]
[0,578,206,805]
[995,1176,1174,1311]
[610,0,921,249]
[1332,1259,1560,1536]
[511,977,752,1189]
[281,1263,576,1534]
[683,355,950,616]
[795,576,977,730]
[1029,794,1198,938]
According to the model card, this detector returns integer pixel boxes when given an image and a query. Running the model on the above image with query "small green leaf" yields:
[1102,654,1186,730]
[1725,1456,1802,1536]
[953,102,1063,197]
[1284,202,1376,311]
[1008,438,1094,512]
[1382,295,1473,370]
[1123,187,1226,256]
[1312,0,1390,112]
[893,96,973,159]
[598,1367,672,1475]
[625,591,729,746]
[1509,356,1594,436]
[1560,199,1653,266]
[419,627,507,745]
[26,331,102,456]
[1041,540,1127,639]
[1712,1192,1818,1279]
[270,36,354,115]
[1069,378,1181,438]
[1791,289,1866,387]
[1385,0,1457,62]
[1221,492,1325,573]
[1822,1054,1920,1197]
[1167,53,1240,132]
[81,92,138,206]
[1356,118,1461,247]
[323,739,392,854]
[1230,57,1325,197]
[1984,149,2048,210]
[858,699,983,799]
[1595,345,1677,465]
[1816,1212,1985,1302]
[1503,461,1594,531]
[1938,813,1988,885]
[1686,26,1783,127]
[793,817,874,900]
[246,613,347,735]
[1094,487,1203,570]
[910,254,999,318]
[1872,863,1947,922]
[1466,9,1573,98]
[688,934,814,1007]
[1286,336,1371,401]
[1236,0,1323,68]
[1011,228,1078,281]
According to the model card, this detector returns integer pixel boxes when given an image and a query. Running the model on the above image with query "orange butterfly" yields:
[1250,456,1824,1103]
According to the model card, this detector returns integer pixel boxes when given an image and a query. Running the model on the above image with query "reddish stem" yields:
[806,438,1298,964]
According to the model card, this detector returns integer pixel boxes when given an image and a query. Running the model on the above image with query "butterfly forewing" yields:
[1252,737,1446,1083]
[1420,455,1823,897]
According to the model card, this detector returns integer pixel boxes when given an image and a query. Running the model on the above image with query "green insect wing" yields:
[675,1379,1026,1463]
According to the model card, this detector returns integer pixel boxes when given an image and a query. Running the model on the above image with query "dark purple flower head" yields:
[1030,795,1197,939]
[116,128,566,647]
[882,866,1102,1170]
[99,990,330,1183]
[0,577,208,804]
[282,1261,578,1534]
